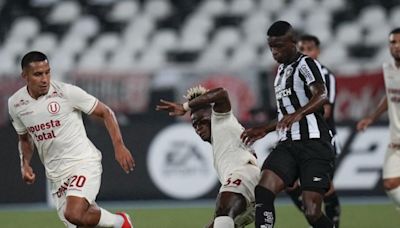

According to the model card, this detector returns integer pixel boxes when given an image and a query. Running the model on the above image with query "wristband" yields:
[183,102,191,111]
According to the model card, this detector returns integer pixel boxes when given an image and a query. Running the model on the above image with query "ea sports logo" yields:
[148,123,217,199]
[47,102,60,114]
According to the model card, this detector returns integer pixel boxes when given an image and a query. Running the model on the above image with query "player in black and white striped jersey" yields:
[285,34,341,228]
[241,21,335,228]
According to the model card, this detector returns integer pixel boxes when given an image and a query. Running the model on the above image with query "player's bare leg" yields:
[287,181,340,227]
[302,191,333,228]
[384,177,400,207]
[64,196,131,227]
[211,192,247,228]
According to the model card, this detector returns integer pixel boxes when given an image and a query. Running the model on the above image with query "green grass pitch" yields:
[0,203,399,227]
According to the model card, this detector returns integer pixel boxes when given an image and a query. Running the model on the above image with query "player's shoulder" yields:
[212,110,233,119]
[297,54,319,68]
[8,86,28,106]
[383,62,392,70]
[320,64,335,76]
[51,80,72,91]
[51,80,82,95]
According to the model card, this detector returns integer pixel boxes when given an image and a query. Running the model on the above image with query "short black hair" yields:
[21,51,48,69]
[267,20,293,37]
[298,34,320,47]
[390,28,400,36]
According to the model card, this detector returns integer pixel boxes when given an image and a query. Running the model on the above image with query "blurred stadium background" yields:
[1,0,400,227]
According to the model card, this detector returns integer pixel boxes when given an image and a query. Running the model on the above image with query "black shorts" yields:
[262,139,335,194]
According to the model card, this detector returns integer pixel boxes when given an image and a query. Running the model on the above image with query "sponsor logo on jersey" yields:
[300,64,314,83]
[13,99,29,108]
[48,102,61,114]
[27,120,61,141]
[275,88,292,99]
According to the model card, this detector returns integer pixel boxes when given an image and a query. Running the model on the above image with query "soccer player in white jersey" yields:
[8,51,135,228]
[156,86,260,228]
[357,28,400,209]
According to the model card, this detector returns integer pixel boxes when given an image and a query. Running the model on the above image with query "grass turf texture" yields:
[0,203,399,227]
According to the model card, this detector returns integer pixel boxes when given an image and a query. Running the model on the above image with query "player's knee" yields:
[303,198,322,223]
[215,206,231,217]
[64,209,83,226]
[215,201,245,217]
[304,208,322,224]
[383,178,400,191]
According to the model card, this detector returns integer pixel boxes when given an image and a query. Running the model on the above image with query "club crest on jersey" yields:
[48,101,60,114]
[284,66,293,79]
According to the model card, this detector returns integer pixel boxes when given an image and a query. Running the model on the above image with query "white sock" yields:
[97,208,124,227]
[387,186,400,207]
[214,216,234,228]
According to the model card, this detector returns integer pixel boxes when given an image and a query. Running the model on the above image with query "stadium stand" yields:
[0,0,399,77]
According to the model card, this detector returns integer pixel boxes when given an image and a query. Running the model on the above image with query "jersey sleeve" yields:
[65,84,98,114]
[327,73,336,104]
[321,66,336,104]
[8,99,27,134]
[299,57,325,85]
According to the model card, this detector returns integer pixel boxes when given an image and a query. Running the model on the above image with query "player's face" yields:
[22,60,51,99]
[191,108,212,142]
[268,33,297,64]
[389,33,400,61]
[297,40,320,60]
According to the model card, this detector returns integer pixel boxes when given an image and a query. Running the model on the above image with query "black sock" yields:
[255,185,276,228]
[324,192,340,228]
[311,214,334,228]
[286,187,304,212]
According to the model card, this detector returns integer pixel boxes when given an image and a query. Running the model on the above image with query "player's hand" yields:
[115,145,135,174]
[277,112,303,131]
[286,180,300,192]
[356,117,373,131]
[241,126,268,145]
[21,164,36,184]
[155,99,187,116]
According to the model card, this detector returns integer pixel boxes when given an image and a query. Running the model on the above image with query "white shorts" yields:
[50,161,102,227]
[383,146,400,179]
[219,164,260,226]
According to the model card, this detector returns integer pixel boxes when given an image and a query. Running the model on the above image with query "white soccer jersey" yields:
[211,110,257,182]
[8,80,102,181]
[383,62,400,144]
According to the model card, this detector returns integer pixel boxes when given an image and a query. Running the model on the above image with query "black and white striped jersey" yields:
[274,54,331,141]
[321,65,337,136]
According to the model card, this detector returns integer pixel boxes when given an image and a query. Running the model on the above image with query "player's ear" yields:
[21,68,29,80]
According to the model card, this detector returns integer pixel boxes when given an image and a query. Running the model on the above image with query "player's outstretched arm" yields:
[156,87,231,115]
[356,95,388,131]
[156,99,187,116]
[188,87,231,113]
[90,101,135,174]
[277,81,328,131]
[18,133,36,184]
[241,120,277,145]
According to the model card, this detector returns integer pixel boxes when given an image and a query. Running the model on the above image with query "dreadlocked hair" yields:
[184,85,208,101]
